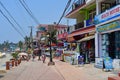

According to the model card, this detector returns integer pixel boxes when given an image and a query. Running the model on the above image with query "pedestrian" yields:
[42,54,46,63]
[38,49,41,61]
[32,53,35,61]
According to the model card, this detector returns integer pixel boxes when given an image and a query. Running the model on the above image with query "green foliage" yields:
[18,41,23,51]
[11,52,19,59]
[50,29,57,44]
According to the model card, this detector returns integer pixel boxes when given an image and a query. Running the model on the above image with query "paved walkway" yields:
[0,57,119,80]
[0,53,12,70]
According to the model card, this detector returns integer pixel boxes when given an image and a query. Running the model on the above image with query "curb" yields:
[0,70,7,73]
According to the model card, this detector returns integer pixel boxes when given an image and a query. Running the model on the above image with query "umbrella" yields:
[18,52,28,56]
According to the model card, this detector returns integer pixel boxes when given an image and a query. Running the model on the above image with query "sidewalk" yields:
[0,57,119,80]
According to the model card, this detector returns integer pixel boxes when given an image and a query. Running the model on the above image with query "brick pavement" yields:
[0,57,119,80]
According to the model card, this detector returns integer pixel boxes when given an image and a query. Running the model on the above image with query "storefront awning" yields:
[77,35,95,42]
[67,26,95,38]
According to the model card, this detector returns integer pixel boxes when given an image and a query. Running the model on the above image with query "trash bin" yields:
[11,60,14,67]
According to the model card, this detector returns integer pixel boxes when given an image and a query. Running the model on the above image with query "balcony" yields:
[72,0,85,10]
[75,21,84,30]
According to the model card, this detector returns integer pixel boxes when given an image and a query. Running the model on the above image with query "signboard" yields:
[104,57,113,70]
[86,18,94,27]
[38,27,46,31]
[95,58,103,69]
[96,21,120,32]
[94,5,120,24]
[57,32,68,40]
[78,55,84,65]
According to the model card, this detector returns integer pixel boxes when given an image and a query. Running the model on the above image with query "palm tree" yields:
[24,36,31,50]
[47,29,57,65]
[18,41,23,51]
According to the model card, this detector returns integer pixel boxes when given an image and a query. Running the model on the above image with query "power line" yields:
[66,0,77,14]
[19,0,39,25]
[57,0,72,25]
[0,9,24,38]
[0,1,27,36]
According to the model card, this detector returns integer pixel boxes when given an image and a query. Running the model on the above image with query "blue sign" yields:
[38,27,46,31]
[96,21,120,32]
[104,57,113,70]
[86,18,95,27]
[94,5,120,24]
[78,55,84,65]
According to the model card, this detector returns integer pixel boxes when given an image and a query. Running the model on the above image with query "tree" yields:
[47,29,57,65]
[18,41,23,51]
[24,36,31,50]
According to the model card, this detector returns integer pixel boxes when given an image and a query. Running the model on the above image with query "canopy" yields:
[18,52,28,56]
[77,35,95,42]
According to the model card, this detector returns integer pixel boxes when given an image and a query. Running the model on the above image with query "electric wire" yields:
[19,0,39,25]
[22,0,39,24]
[66,0,77,14]
[0,10,24,38]
[0,1,27,36]
[57,0,72,25]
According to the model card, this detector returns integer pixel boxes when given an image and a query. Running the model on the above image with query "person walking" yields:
[42,54,46,63]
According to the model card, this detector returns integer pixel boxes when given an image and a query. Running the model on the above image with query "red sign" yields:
[57,32,68,40]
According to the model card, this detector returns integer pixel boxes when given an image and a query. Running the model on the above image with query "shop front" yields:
[95,20,120,69]
[67,26,96,64]
[78,33,95,64]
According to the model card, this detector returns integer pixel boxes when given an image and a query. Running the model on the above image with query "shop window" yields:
[116,0,120,4]
[101,3,111,13]
[102,31,120,59]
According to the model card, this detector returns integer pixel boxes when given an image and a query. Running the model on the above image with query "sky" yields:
[0,0,75,43]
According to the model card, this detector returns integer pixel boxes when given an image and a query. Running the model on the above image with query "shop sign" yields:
[86,18,94,27]
[38,27,46,31]
[94,5,120,24]
[96,21,120,32]
[103,57,113,70]
[58,32,68,40]
[95,58,103,69]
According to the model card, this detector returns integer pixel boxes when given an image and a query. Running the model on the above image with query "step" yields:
[108,76,120,80]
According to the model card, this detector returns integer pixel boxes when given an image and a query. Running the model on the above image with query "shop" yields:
[67,26,96,64]
[95,20,120,69]
[78,33,95,64]
[94,4,120,69]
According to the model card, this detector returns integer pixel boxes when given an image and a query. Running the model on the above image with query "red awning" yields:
[51,43,56,46]
[66,36,75,42]
[57,43,64,47]
[67,26,95,38]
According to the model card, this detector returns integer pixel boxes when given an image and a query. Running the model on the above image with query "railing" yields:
[74,21,84,30]
[72,0,85,10]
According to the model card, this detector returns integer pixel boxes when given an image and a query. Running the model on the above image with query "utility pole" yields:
[29,26,34,49]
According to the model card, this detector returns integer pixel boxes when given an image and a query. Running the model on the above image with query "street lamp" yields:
[47,33,55,66]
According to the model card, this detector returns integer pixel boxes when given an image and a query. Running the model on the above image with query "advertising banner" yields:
[94,5,120,24]
[78,55,84,65]
[96,20,120,32]
[103,57,113,70]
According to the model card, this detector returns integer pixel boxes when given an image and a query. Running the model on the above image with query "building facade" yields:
[95,0,120,69]
[66,0,96,64]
